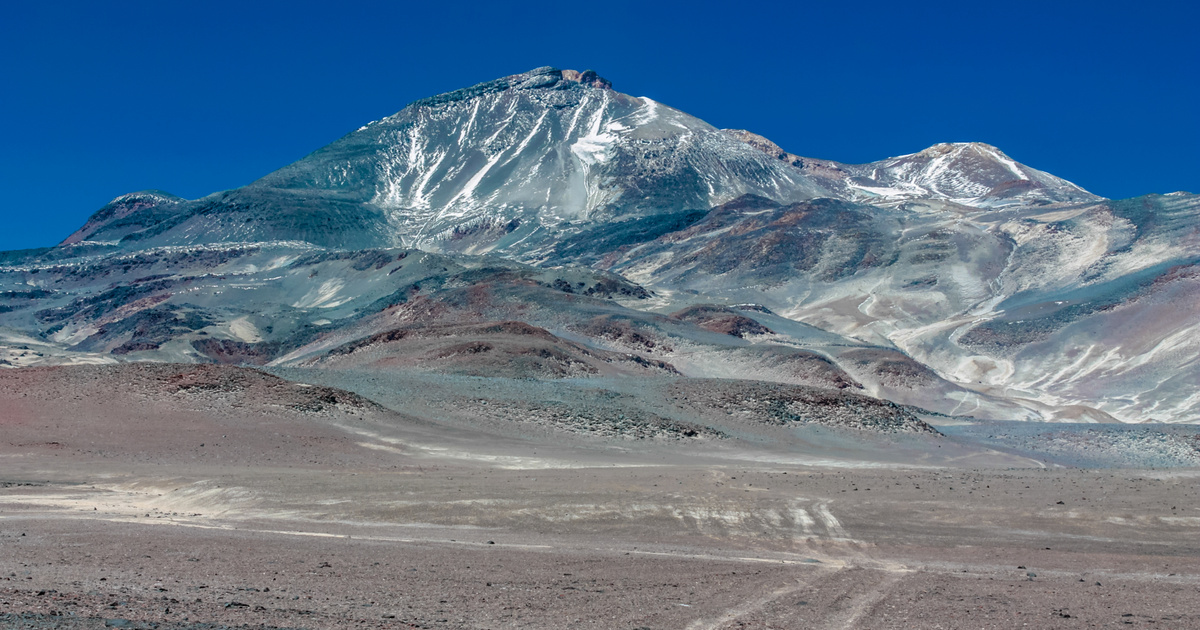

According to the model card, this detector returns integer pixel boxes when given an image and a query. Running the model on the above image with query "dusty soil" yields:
[2,364,1198,629]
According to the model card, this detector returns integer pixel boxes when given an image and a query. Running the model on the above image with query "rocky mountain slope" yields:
[1,66,1196,424]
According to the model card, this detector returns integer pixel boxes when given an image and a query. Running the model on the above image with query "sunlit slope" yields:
[596,192,1199,422]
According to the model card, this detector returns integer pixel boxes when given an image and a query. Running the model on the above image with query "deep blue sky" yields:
[2,1,1196,251]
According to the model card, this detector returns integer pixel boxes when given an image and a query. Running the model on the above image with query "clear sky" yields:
[1,0,1196,251]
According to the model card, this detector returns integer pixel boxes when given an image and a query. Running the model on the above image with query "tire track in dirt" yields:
[683,573,818,630]
[817,569,907,630]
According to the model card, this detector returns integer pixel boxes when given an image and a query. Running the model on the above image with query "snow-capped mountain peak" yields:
[835,142,1101,207]
[726,131,1101,209]
[62,68,1104,258]
[245,67,831,255]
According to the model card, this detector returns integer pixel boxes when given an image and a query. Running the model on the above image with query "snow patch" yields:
[292,279,352,309]
[632,97,659,126]
[229,317,263,343]
[980,145,1029,181]
[570,97,617,167]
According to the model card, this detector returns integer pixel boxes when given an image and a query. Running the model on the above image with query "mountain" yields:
[582,191,1200,423]
[726,130,1099,208]
[67,67,828,256]
[2,66,1197,425]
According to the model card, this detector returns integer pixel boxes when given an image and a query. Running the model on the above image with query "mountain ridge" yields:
[3,66,1198,424]
[66,66,1100,256]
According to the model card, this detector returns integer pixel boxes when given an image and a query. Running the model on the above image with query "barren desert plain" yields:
[2,363,1198,629]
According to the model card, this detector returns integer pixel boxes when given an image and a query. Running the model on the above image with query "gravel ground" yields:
[942,421,1200,468]
[2,364,1199,628]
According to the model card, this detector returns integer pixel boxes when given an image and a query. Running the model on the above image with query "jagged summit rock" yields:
[561,69,613,89]
[402,67,613,110]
